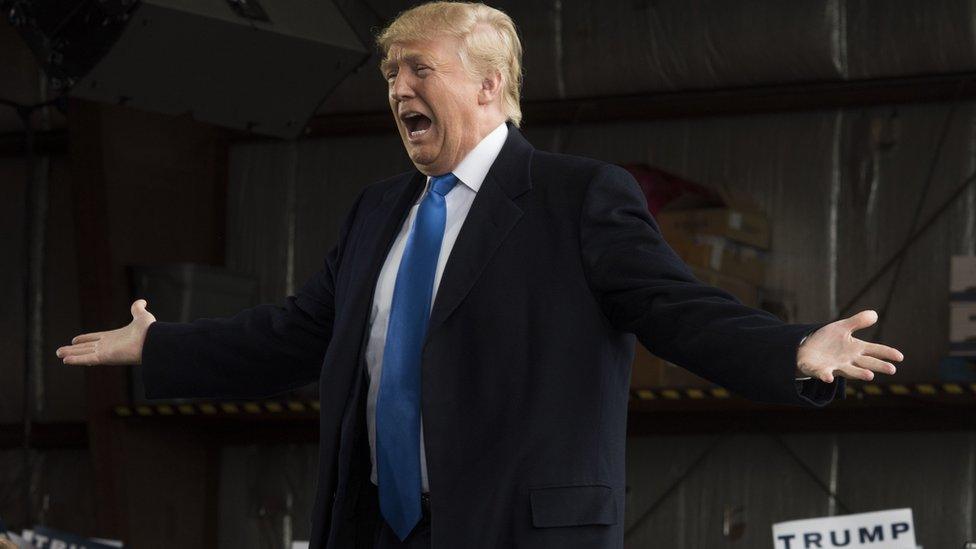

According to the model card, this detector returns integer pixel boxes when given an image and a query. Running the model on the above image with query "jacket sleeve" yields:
[579,164,841,406]
[141,188,367,400]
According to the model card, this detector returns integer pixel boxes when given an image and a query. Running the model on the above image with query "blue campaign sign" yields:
[24,526,123,549]
[772,509,916,549]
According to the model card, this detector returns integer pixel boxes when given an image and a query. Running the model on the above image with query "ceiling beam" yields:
[6,71,976,151]
[299,70,976,139]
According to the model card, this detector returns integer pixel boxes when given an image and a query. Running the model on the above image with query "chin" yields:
[408,143,442,167]
[409,148,432,165]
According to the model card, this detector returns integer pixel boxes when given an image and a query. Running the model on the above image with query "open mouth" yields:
[402,111,433,139]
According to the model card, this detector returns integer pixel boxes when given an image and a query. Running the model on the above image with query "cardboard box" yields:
[948,257,976,355]
[631,343,710,389]
[666,234,767,286]
[951,255,976,297]
[688,265,760,308]
[657,207,770,249]
[950,301,976,343]
[948,342,976,357]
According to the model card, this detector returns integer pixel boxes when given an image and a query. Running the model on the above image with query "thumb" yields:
[845,309,879,332]
[131,299,148,318]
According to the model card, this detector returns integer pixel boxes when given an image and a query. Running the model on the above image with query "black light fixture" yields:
[4,0,370,138]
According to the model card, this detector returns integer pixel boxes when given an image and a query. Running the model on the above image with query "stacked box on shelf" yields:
[949,256,976,358]
[656,204,770,288]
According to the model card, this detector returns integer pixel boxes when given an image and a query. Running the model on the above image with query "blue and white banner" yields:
[21,526,123,549]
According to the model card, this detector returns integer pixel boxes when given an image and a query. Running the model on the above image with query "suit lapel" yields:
[349,170,424,337]
[426,124,535,336]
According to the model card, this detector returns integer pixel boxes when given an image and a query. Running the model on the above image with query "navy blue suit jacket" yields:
[142,123,839,548]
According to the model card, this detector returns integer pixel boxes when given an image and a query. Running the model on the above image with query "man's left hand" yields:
[796,309,904,383]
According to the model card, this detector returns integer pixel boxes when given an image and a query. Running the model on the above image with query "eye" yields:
[415,65,430,75]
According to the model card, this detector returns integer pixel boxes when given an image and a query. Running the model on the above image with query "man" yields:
[57,2,903,548]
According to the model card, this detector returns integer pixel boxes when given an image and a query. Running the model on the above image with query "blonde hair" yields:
[376,1,524,127]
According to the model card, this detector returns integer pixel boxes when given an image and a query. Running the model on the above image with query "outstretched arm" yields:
[579,164,901,406]
[136,259,340,400]
[57,188,367,400]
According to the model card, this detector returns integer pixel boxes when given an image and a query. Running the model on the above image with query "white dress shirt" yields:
[365,121,509,492]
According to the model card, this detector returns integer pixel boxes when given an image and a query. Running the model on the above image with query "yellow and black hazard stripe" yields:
[112,382,976,415]
[113,399,321,418]
[628,382,976,401]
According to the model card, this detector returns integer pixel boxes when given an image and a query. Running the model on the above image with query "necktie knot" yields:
[430,173,458,197]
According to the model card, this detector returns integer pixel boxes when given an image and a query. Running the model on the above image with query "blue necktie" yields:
[376,173,458,540]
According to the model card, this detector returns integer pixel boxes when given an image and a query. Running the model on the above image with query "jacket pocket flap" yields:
[529,484,617,528]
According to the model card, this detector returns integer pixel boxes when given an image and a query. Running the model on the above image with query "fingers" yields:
[854,355,896,375]
[57,342,101,365]
[861,341,904,362]
[57,343,97,358]
[63,352,100,366]
[70,332,102,345]
[844,309,879,332]
[807,354,900,384]
[801,361,835,384]
[835,363,875,381]
[58,334,101,363]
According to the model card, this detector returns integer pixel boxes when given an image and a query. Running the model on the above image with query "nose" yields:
[390,72,415,103]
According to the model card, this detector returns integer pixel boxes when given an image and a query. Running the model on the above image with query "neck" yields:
[475,112,507,143]
[436,115,506,175]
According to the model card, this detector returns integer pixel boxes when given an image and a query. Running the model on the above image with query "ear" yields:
[478,69,504,106]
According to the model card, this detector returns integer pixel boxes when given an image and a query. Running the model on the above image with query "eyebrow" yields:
[379,52,430,74]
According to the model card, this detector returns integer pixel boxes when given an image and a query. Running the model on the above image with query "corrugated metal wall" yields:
[0,449,96,533]
[0,157,86,424]
[624,431,976,548]
[317,0,976,114]
[217,444,318,548]
[227,135,413,305]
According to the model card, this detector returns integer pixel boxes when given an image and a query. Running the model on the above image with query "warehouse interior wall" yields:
[3,0,976,547]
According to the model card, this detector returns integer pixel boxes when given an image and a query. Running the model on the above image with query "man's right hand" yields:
[56,299,157,366]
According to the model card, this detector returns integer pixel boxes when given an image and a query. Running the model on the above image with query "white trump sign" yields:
[772,508,916,549]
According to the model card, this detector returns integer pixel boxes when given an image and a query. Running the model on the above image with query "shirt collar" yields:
[420,121,508,199]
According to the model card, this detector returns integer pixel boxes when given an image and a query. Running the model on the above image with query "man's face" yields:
[382,35,485,176]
